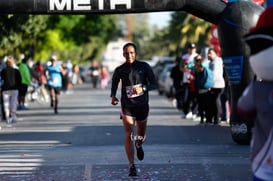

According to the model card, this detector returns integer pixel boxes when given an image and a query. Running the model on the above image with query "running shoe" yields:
[185,112,193,119]
[17,105,23,110]
[128,164,137,176]
[22,105,29,110]
[135,140,144,161]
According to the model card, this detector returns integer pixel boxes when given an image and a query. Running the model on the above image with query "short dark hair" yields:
[22,57,28,63]
[123,42,137,53]
[208,47,216,53]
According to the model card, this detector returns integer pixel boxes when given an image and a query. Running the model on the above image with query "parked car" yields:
[153,56,175,82]
[140,59,157,68]
[157,63,175,97]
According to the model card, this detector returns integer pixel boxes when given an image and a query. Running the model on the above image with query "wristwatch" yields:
[142,85,147,91]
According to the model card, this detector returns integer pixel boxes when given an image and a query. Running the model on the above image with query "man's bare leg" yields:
[122,116,135,165]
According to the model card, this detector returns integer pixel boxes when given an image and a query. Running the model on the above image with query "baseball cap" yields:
[51,55,57,61]
[244,7,273,55]
[187,43,196,49]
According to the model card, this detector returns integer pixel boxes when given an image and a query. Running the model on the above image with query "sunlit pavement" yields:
[0,83,251,181]
[0,144,250,181]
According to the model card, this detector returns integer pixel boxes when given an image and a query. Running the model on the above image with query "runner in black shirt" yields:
[110,42,156,176]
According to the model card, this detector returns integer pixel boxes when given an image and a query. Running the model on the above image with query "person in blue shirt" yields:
[46,55,64,114]
[193,54,213,124]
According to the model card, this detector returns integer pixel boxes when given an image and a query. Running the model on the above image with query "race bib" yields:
[52,77,59,84]
[126,84,143,98]
[92,70,99,76]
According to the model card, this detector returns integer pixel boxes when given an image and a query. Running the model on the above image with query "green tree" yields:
[168,12,212,53]
[0,15,48,59]
[141,27,175,59]
[36,14,121,63]
[0,14,122,63]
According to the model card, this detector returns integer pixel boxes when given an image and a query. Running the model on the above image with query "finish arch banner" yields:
[49,0,142,12]
[0,0,227,24]
[0,0,186,14]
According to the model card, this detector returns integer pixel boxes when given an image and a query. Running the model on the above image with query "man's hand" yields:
[111,96,119,105]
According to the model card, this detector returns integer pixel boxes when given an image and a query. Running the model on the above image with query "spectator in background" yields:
[170,56,183,110]
[34,61,49,102]
[1,56,21,124]
[100,65,109,89]
[193,54,213,124]
[180,42,198,119]
[207,48,225,125]
[72,64,81,85]
[66,60,73,80]
[34,61,47,86]
[0,57,7,121]
[17,56,32,110]
[89,60,100,89]
[220,69,230,122]
[66,61,74,93]
[60,63,68,93]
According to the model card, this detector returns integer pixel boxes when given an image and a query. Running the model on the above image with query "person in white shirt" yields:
[207,48,225,125]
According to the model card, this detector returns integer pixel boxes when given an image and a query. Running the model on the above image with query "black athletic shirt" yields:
[111,60,156,107]
[1,67,22,91]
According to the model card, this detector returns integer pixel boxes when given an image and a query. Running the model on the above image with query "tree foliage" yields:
[0,14,121,64]
[167,12,212,55]
[142,12,213,58]
[0,12,212,64]
[0,15,48,59]
[38,14,121,63]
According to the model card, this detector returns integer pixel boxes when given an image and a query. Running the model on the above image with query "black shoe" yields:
[135,140,144,161]
[128,164,137,176]
[54,108,58,114]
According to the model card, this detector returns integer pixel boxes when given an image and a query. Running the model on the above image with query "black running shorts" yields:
[121,104,149,121]
[48,86,61,95]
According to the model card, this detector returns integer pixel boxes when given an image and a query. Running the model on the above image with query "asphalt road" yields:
[0,82,251,181]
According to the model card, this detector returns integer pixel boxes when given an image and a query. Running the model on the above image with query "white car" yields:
[157,63,175,97]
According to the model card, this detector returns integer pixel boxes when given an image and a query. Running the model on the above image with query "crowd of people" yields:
[88,60,110,90]
[170,42,230,125]
[0,54,88,128]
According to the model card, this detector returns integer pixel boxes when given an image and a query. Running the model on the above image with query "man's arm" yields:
[110,69,120,105]
[144,64,157,91]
